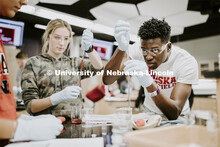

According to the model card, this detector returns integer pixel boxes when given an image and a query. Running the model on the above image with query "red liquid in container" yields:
[71,119,82,124]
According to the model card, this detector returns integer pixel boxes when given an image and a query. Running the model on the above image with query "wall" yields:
[173,35,220,62]
[4,46,20,88]
[21,38,41,57]
[173,35,220,78]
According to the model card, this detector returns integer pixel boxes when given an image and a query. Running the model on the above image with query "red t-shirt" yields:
[0,34,17,120]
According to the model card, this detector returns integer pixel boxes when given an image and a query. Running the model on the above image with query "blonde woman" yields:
[22,19,103,116]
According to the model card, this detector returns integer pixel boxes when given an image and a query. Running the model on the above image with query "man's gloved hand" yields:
[114,20,130,51]
[124,60,153,88]
[11,115,63,141]
[50,86,81,105]
[81,28,93,51]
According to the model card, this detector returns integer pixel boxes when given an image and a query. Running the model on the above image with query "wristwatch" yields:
[85,45,94,53]
[149,88,160,97]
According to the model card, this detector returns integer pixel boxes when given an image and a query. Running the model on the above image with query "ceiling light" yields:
[127,16,152,35]
[28,0,39,6]
[113,41,118,46]
[34,24,46,30]
[90,2,138,27]
[20,6,94,30]
[20,5,138,42]
[137,0,188,18]
[34,24,75,35]
[92,23,114,36]
[166,11,209,27]
[170,26,184,36]
[19,5,36,14]
[34,7,94,29]
[39,0,79,5]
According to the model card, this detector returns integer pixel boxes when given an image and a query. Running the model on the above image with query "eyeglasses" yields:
[50,34,70,43]
[142,42,170,56]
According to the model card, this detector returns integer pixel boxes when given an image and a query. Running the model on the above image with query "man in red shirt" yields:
[0,0,63,146]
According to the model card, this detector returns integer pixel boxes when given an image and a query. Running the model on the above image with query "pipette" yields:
[77,49,85,86]
[127,49,131,108]
[121,35,131,108]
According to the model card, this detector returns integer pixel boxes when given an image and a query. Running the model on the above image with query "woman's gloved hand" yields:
[81,28,93,51]
[50,86,81,105]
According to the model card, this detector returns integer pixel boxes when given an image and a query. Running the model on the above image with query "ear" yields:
[167,42,172,52]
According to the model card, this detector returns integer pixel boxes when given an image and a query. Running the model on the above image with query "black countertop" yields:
[57,117,112,145]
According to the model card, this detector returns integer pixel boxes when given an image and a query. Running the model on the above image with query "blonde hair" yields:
[42,19,73,54]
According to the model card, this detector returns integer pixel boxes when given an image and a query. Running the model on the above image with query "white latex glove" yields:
[114,20,130,51]
[11,115,63,141]
[12,86,22,94]
[50,86,81,105]
[19,114,57,120]
[81,28,93,51]
[124,60,153,88]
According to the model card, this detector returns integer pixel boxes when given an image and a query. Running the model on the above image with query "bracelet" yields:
[149,87,160,97]
[85,45,94,53]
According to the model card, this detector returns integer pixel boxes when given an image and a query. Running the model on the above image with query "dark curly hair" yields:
[138,18,171,43]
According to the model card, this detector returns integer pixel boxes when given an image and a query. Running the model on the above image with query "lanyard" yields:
[0,34,5,52]
[0,34,7,78]
[0,34,4,76]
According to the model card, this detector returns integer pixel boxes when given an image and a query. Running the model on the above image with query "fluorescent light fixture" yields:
[39,0,79,5]
[19,5,36,14]
[170,26,184,36]
[34,24,75,35]
[127,16,152,35]
[28,0,39,6]
[92,23,114,36]
[137,0,188,18]
[113,41,118,46]
[92,23,138,42]
[19,5,138,41]
[90,1,140,42]
[33,7,94,29]
[19,6,94,29]
[166,11,209,27]
[90,2,138,26]
[34,24,46,30]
